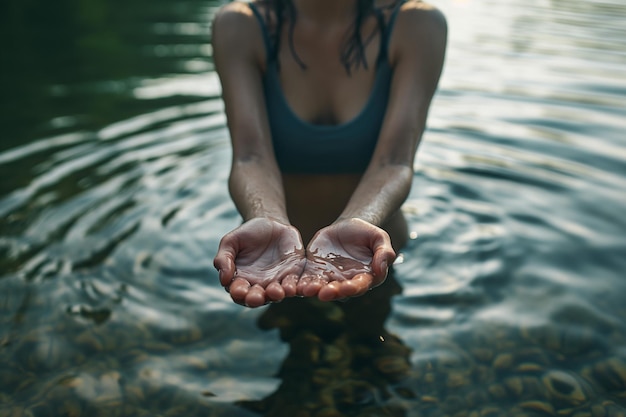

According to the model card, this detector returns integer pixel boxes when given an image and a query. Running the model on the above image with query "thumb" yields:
[371,239,396,279]
[214,236,238,287]
[214,253,235,287]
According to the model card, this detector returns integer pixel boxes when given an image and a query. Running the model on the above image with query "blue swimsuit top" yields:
[248,1,405,174]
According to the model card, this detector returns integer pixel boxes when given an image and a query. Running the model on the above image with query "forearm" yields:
[228,158,289,223]
[337,163,414,227]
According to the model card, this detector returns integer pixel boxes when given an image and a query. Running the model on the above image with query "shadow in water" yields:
[238,272,414,417]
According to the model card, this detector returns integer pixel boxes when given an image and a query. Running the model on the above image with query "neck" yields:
[292,0,358,24]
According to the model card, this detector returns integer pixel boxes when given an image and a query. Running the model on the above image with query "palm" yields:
[214,218,305,306]
[233,231,305,284]
[299,218,396,301]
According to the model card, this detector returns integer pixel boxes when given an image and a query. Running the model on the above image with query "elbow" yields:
[373,154,416,182]
[395,164,415,197]
[228,152,282,186]
[230,150,279,173]
[369,160,414,197]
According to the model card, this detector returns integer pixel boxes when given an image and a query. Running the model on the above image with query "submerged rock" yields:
[541,370,588,405]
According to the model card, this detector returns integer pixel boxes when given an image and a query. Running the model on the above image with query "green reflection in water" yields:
[0,0,217,151]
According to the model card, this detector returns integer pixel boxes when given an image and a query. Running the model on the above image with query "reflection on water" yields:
[1,0,625,415]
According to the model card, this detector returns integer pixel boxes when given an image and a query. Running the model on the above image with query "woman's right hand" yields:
[213,218,306,307]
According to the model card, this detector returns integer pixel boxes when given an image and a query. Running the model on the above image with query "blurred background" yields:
[1,0,625,416]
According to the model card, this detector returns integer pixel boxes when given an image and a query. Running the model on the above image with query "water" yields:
[1,0,625,415]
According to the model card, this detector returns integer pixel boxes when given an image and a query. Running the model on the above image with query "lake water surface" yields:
[1,0,625,416]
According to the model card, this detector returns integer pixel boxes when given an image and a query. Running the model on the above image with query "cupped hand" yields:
[298,218,396,301]
[213,218,306,307]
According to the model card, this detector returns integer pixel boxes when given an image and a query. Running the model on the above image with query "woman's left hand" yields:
[299,218,397,301]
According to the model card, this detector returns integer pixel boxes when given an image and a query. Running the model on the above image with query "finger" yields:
[229,278,251,304]
[302,278,324,298]
[296,276,314,297]
[372,246,396,280]
[214,233,240,266]
[217,262,236,287]
[318,281,341,302]
[266,281,286,302]
[214,251,236,287]
[281,274,299,298]
[339,273,373,298]
[245,285,267,308]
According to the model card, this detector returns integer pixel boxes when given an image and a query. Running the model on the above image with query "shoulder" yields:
[388,1,448,64]
[396,0,447,29]
[213,1,255,25]
[213,1,255,34]
[212,2,266,65]
[212,2,260,47]
[395,1,447,41]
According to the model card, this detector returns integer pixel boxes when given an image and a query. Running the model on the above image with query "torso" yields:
[249,0,409,249]
[283,173,408,249]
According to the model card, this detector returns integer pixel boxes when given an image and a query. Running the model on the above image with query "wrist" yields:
[335,214,380,228]
[239,199,289,224]
[244,213,290,225]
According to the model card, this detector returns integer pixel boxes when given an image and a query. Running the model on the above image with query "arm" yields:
[212,4,305,307]
[212,3,287,223]
[338,3,448,226]
[302,3,448,301]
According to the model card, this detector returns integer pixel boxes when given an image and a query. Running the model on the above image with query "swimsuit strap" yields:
[248,2,274,62]
[379,0,407,62]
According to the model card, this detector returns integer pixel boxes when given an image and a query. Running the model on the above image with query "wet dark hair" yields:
[262,0,388,74]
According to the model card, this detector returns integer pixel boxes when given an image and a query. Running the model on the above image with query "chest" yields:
[275,18,384,126]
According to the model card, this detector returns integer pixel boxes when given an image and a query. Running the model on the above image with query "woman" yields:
[212,0,447,307]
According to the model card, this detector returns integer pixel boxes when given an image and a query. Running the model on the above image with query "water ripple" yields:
[1,0,626,414]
